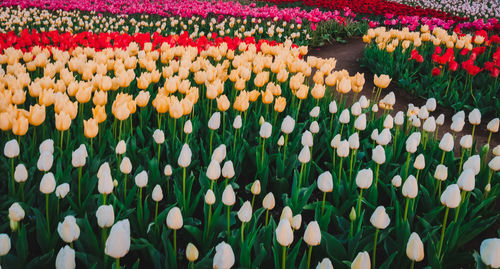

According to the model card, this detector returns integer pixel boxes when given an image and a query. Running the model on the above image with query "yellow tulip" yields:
[373,74,392,89]
[29,104,46,126]
[217,95,230,112]
[84,118,99,138]
[12,115,29,136]
[55,111,71,131]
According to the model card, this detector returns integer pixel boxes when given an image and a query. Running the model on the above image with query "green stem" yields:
[282,134,289,167]
[458,149,465,174]
[375,163,380,188]
[102,194,107,205]
[454,191,466,222]
[307,245,313,269]
[438,207,450,257]
[321,192,326,214]
[123,174,128,200]
[209,130,214,155]
[338,157,343,184]
[173,229,177,260]
[11,158,15,194]
[404,198,410,220]
[265,209,269,226]
[298,163,305,189]
[227,206,231,237]
[183,167,186,208]
[372,228,379,268]
[46,194,50,233]
[405,152,411,178]
[155,201,159,227]
[410,260,415,269]
[241,222,245,243]
[440,151,446,165]
[116,258,120,269]
[78,167,82,206]
[282,246,287,269]
[357,188,364,216]
[261,138,266,168]
[207,204,212,234]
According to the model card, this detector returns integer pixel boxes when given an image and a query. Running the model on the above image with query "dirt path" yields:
[307,37,499,150]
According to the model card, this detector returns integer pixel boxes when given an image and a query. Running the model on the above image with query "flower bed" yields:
[361,26,500,115]
[390,0,500,20]
[0,29,499,268]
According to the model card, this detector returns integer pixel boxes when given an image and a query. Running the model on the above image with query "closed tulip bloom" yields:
[440,184,461,208]
[57,216,80,243]
[370,206,390,229]
[222,161,235,179]
[487,118,499,133]
[152,185,163,202]
[301,131,314,147]
[37,151,54,172]
[222,185,236,206]
[418,106,429,120]
[278,136,285,146]
[281,115,295,134]
[166,207,183,230]
[383,115,394,129]
[457,169,475,191]
[356,168,373,189]
[459,135,473,149]
[451,118,465,133]
[354,114,367,131]
[39,139,54,154]
[463,155,480,175]
[206,159,221,181]
[184,120,193,134]
[55,111,71,131]
[489,157,500,171]
[317,171,333,192]
[468,109,481,125]
[310,106,320,118]
[371,129,379,142]
[0,234,10,256]
[304,221,321,246]
[349,133,360,150]
[40,172,56,194]
[426,98,437,112]
[233,115,242,129]
[480,238,500,268]
[4,139,20,158]
[439,133,454,152]
[291,214,302,230]
[164,164,173,176]
[435,114,445,126]
[410,116,420,128]
[372,145,386,164]
[55,245,76,269]
[394,111,405,126]
[178,144,192,168]
[316,258,334,269]
[135,171,148,188]
[212,145,227,163]
[276,219,294,246]
[280,206,293,224]
[337,140,350,158]
[329,101,337,114]
[14,163,28,183]
[392,175,402,187]
[251,180,261,195]
[351,251,370,269]
[9,202,25,222]
[406,233,424,262]
[376,129,391,146]
[238,201,252,223]
[310,121,320,134]
[56,183,70,199]
[402,175,418,198]
[413,154,425,170]
[434,165,448,181]
[96,205,115,228]
[298,146,311,163]
[351,102,362,117]
[115,140,126,155]
[423,117,436,132]
[208,112,221,130]
[213,242,235,269]
[153,129,165,144]
[330,134,341,149]
[105,219,131,259]
[120,157,132,174]
[186,243,199,262]
[339,109,350,124]
[260,122,272,138]
[205,189,216,205]
[263,192,275,210]
[83,118,98,138]
[71,146,87,168]
[374,74,391,88]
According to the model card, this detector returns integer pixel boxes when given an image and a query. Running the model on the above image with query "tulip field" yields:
[0,0,499,269]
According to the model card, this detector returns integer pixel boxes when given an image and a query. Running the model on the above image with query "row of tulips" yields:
[362,26,500,115]
[0,6,362,46]
[0,33,499,268]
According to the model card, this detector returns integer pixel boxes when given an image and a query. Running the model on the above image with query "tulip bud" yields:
[372,145,386,164]
[263,192,275,210]
[354,114,367,131]
[317,171,333,192]
[351,102,362,117]
[310,121,320,134]
[278,135,285,146]
[276,219,294,246]
[460,135,472,149]
[304,221,321,246]
[392,175,402,188]
[309,106,320,118]
[426,98,437,112]
[222,161,235,179]
[0,234,10,256]
[370,206,390,229]
[213,242,235,269]
[337,140,349,158]
[439,133,454,152]
[55,245,76,269]
[251,180,261,195]
[153,129,165,144]
[489,156,500,171]
[4,139,20,158]
[105,219,130,258]
[233,115,242,129]
[14,163,28,183]
[383,115,393,129]
[494,145,500,156]
[222,185,236,206]
[394,111,404,126]
[206,159,221,181]
[152,185,163,202]
[166,207,183,230]
[260,122,272,138]
[96,205,115,228]
[330,134,341,149]
[56,183,70,199]
[339,109,350,124]
[183,119,193,134]
[418,106,429,120]
[463,155,480,175]
[57,216,80,243]
[329,101,337,114]
[135,171,148,188]
[186,243,199,262]
[40,172,56,194]
[423,116,436,132]
[468,108,481,125]
[37,151,54,172]
[376,129,391,146]
[406,233,425,263]
[480,238,500,268]
[115,140,126,154]
[208,112,221,130]
[372,104,379,113]
[356,168,373,189]
[291,214,302,230]
[259,116,265,126]
[436,114,445,126]
[178,144,192,168]
[296,146,311,164]
[487,118,499,133]
[451,117,465,133]
[440,184,461,208]
[349,207,357,221]
[352,251,370,269]
[301,131,314,147]
[280,206,293,223]
[413,154,425,170]
[212,144,227,163]
[434,164,448,181]
[238,201,252,223]
[402,175,418,198]
[457,168,475,191]
[120,157,132,174]
[316,258,333,269]
[39,139,54,154]
[371,129,379,141]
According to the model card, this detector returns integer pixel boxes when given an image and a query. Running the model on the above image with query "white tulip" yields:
[418,106,429,120]
[259,122,272,138]
[480,238,500,268]
[356,168,373,189]
[96,205,115,228]
[205,189,216,205]
[178,144,192,168]
[134,171,148,188]
[222,185,236,206]
[339,109,350,124]
[392,175,402,187]
[212,144,227,163]
[376,128,391,146]
[383,115,393,129]
[440,184,461,208]
[206,159,221,181]
[57,216,80,243]
[402,175,418,198]
[337,140,349,157]
[316,258,333,269]
[120,157,132,174]
[413,154,425,170]
[4,139,20,158]
[14,163,28,183]
[351,251,370,269]
[317,171,333,192]
[460,135,472,149]
[426,98,436,112]
[423,116,436,132]
[370,129,379,141]
[394,111,404,126]
[164,164,173,176]
[153,129,165,144]
[208,112,221,130]
[263,192,275,210]
[439,133,454,152]
[468,108,481,125]
[37,151,54,172]
[351,102,362,116]
[406,232,424,262]
[370,206,390,229]
[298,146,311,163]
[55,245,76,269]
[328,101,337,114]
[330,134,341,149]
[450,117,465,133]
[436,114,445,126]
[105,219,130,258]
[276,219,294,246]
[213,242,235,269]
[9,202,25,222]
[238,201,252,223]
[166,207,183,230]
[278,135,285,146]
[359,96,369,109]
[310,121,319,134]
[40,172,56,194]
[0,234,10,256]
[301,130,314,147]
[115,140,126,154]
[310,106,320,118]
[354,114,367,131]
[463,155,480,175]
[457,169,475,191]
[186,243,199,262]
[434,164,448,181]
[304,221,321,246]
[56,183,70,199]
[251,180,261,195]
[39,139,54,154]
[372,104,379,112]
[372,145,386,165]
[487,118,499,133]
[152,185,163,202]
[184,120,193,134]
[349,133,360,150]
[233,115,242,129]
[489,156,500,171]
[222,161,235,178]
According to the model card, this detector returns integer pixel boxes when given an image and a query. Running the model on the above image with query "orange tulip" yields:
[152,94,169,114]
[135,91,151,107]
[261,90,274,104]
[92,105,107,123]
[217,95,230,112]
[93,90,108,106]
[29,104,46,126]
[55,111,71,131]
[274,97,286,113]
[84,118,99,138]
[0,112,12,131]
[169,97,183,119]
[311,84,325,100]
[12,115,29,136]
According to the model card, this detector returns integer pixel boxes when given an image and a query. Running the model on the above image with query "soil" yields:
[307,37,500,151]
